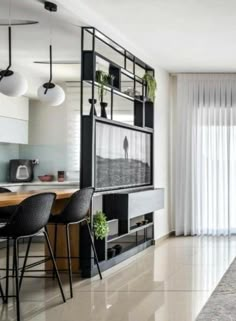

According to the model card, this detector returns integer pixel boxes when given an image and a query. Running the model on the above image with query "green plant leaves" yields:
[95,70,110,102]
[93,211,109,240]
[142,73,157,102]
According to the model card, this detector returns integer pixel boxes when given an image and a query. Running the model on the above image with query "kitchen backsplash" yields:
[0,143,20,181]
[19,144,67,179]
[0,143,79,182]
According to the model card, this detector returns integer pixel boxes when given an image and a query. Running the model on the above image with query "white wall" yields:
[153,68,171,240]
[28,98,67,146]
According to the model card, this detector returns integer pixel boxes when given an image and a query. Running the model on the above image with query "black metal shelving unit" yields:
[79,27,159,278]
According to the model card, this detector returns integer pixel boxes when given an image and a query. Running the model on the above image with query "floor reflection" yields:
[0,236,235,321]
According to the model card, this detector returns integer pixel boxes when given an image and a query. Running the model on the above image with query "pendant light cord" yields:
[0,26,12,82]
[44,10,53,94]
[0,0,12,81]
[8,0,12,26]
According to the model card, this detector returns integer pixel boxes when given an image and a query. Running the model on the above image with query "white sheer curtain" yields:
[172,74,236,236]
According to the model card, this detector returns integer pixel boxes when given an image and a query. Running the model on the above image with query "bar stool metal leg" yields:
[53,224,58,279]
[5,237,10,303]
[86,222,102,280]
[19,237,32,289]
[13,239,21,321]
[0,281,4,302]
[43,230,66,303]
[65,224,73,298]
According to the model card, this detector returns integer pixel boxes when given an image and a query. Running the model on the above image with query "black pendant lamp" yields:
[37,1,65,106]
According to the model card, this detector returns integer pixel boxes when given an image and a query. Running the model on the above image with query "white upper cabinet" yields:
[0,94,29,144]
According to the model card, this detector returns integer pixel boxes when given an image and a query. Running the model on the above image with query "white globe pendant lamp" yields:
[37,77,65,106]
[0,26,28,97]
[37,2,65,107]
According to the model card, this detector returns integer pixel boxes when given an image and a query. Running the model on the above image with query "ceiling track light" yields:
[37,1,65,106]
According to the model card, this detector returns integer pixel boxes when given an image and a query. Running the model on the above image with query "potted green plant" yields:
[142,72,157,102]
[95,70,110,102]
[96,70,112,118]
[93,211,109,240]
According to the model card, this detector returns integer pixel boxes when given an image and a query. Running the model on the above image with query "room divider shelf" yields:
[80,27,159,278]
[81,28,155,130]
[84,79,144,104]
[83,27,153,71]
[107,222,153,243]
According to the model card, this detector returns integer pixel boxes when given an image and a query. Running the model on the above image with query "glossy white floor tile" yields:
[0,236,235,321]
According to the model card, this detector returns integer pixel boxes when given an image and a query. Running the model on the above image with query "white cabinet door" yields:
[0,117,28,144]
[0,94,29,144]
[0,95,29,120]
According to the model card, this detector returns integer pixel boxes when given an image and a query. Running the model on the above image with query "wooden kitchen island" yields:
[0,189,80,272]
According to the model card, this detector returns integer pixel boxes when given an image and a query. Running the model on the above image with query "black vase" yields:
[89,98,97,116]
[100,102,108,118]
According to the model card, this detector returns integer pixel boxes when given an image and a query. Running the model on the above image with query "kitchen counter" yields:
[0,188,79,207]
[0,181,80,187]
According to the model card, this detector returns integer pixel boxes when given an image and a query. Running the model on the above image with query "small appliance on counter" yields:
[8,159,36,183]
[57,171,65,182]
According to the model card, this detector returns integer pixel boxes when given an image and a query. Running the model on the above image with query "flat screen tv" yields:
[95,121,152,190]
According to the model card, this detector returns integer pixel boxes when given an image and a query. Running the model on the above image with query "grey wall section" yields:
[19,144,67,178]
[0,144,67,182]
[0,143,19,182]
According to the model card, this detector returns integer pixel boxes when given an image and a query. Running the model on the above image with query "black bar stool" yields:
[0,192,66,321]
[22,187,102,299]
[0,187,16,223]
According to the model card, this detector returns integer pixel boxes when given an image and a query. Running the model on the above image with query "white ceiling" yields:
[60,0,236,73]
[2,0,236,99]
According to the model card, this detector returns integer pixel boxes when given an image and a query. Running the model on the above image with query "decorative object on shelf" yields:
[109,64,120,90]
[142,72,157,102]
[0,0,36,97]
[142,219,149,225]
[100,102,108,118]
[136,222,142,227]
[89,98,97,116]
[107,248,116,259]
[93,211,109,240]
[95,70,110,102]
[38,175,54,182]
[112,244,122,255]
[37,2,65,106]
[123,87,141,98]
[57,171,65,182]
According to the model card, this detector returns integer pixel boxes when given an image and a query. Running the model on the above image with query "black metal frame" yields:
[0,230,65,321]
[79,26,156,277]
[80,26,155,192]
[94,117,153,191]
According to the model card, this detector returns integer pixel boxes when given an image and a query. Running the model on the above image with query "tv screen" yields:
[95,121,152,190]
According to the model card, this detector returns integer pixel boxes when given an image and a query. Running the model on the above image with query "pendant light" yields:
[0,0,30,97]
[37,1,65,106]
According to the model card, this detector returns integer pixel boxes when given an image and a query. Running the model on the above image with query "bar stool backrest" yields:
[7,192,56,237]
[0,187,11,193]
[60,188,94,223]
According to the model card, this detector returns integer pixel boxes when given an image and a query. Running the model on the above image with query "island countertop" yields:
[0,189,79,207]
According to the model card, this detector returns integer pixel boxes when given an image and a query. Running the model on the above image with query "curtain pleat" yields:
[173,74,236,236]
